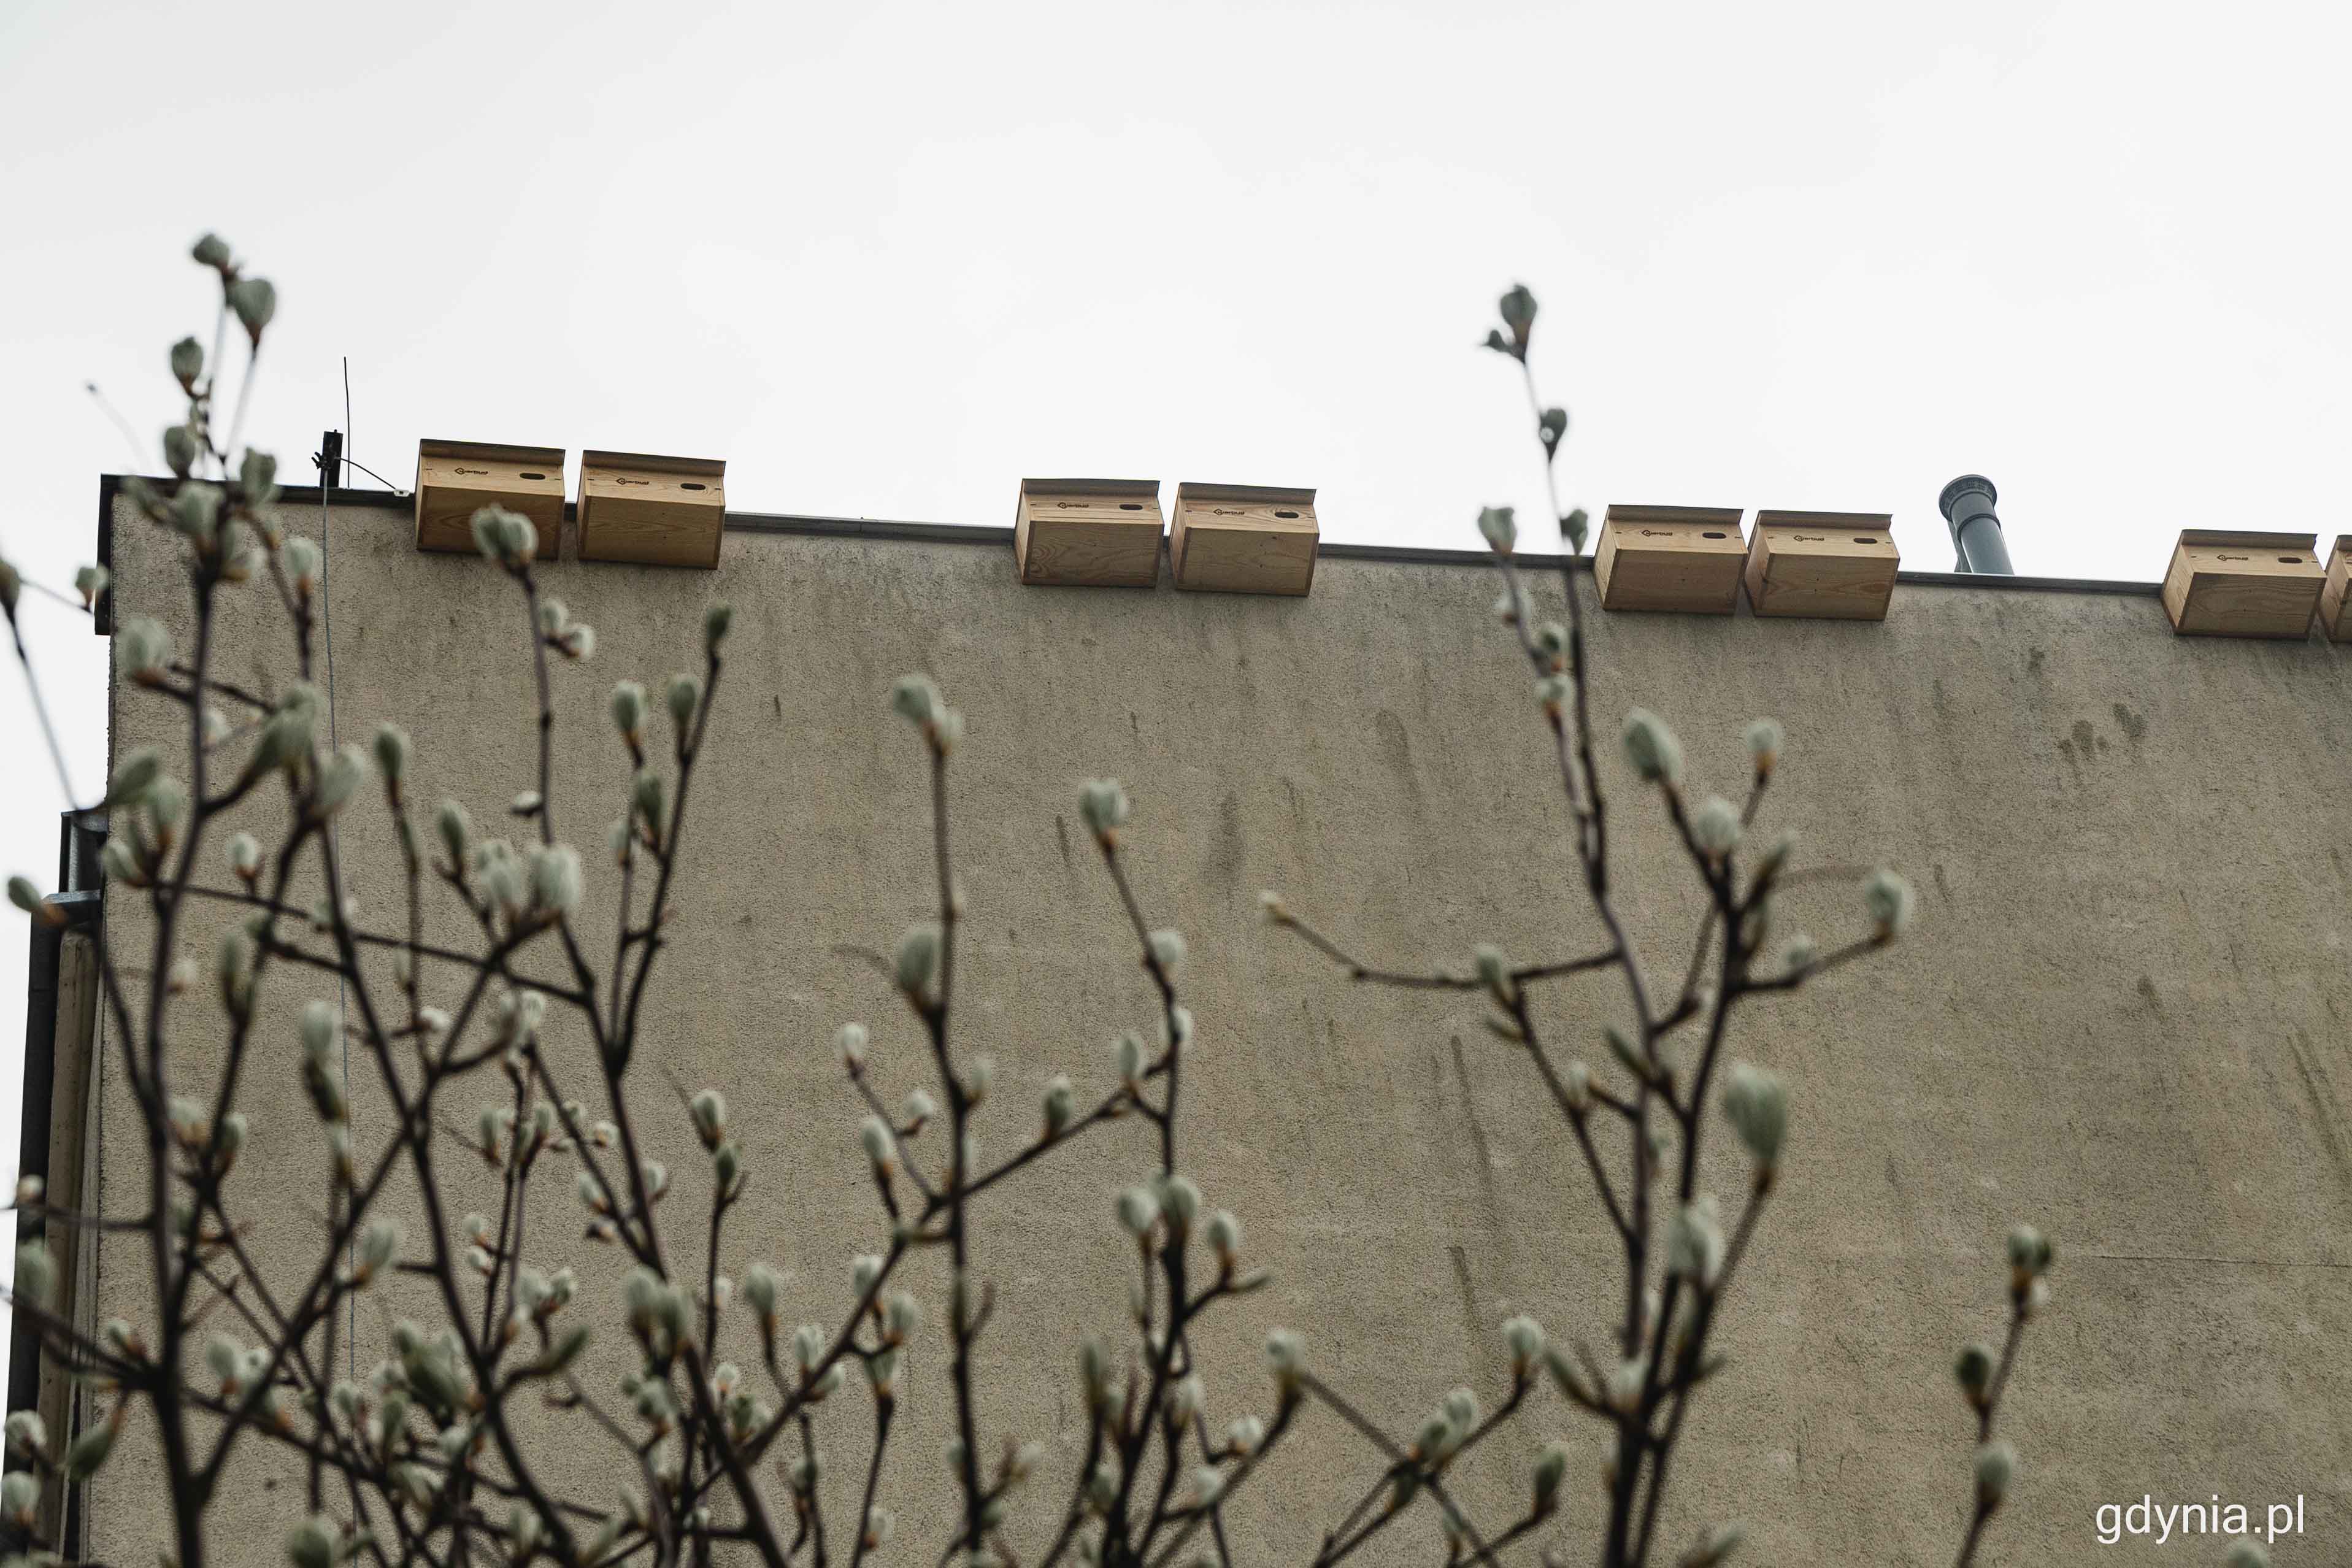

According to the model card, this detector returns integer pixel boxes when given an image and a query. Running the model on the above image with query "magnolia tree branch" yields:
[1950,1228,2054,1568]
[0,246,2089,1568]
[1248,285,2064,1568]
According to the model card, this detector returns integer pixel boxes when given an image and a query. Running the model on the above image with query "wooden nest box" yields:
[1594,505,1745,613]
[2319,536,2352,642]
[1170,483,1318,596]
[577,451,727,568]
[1744,511,1899,620]
[413,440,564,558]
[1013,479,1164,587]
[2161,530,2324,638]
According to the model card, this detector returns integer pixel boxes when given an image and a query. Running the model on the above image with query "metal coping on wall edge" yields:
[92,474,2166,637]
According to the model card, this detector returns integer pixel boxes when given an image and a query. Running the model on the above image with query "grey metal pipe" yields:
[1939,474,2014,574]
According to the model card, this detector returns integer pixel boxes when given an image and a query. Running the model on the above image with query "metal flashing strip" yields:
[94,475,2167,602]
[724,512,1015,547]
[1893,569,2162,597]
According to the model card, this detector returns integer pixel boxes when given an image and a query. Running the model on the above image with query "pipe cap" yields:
[1938,474,1997,523]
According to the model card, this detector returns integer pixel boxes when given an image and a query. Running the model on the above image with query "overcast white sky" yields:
[2,0,2350,1303]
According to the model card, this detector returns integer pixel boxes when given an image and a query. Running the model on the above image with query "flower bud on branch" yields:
[1973,1439,2014,1509]
[1476,504,1520,557]
[1865,868,1914,940]
[1621,707,1684,788]
[1722,1062,1788,1177]
[1079,777,1130,844]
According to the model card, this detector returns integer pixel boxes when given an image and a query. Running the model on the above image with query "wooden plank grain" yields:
[1015,478,1163,586]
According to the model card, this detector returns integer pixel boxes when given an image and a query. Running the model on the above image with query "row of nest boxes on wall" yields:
[1016,478,1318,595]
[415,442,726,568]
[1599,514,2352,640]
[1596,506,1900,620]
[407,445,2352,641]
[2162,531,2352,640]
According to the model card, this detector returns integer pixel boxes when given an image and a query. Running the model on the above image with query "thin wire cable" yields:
[331,359,413,491]
[321,383,355,1377]
[83,382,147,469]
[336,456,405,493]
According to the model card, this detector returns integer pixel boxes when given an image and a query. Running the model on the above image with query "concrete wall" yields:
[82,487,2352,1564]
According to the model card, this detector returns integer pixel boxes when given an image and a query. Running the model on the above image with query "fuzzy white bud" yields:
[1158,1173,1202,1231]
[6,877,54,925]
[13,1241,53,1307]
[4,1411,45,1462]
[1689,794,1741,857]
[282,536,323,595]
[0,1469,36,1525]
[1264,1328,1304,1386]
[434,799,471,872]
[1974,1439,2015,1507]
[610,681,646,740]
[1164,1372,1204,1427]
[1042,1074,1075,1137]
[1474,943,1510,999]
[742,1262,782,1323]
[2006,1224,2054,1280]
[1667,1196,1727,1288]
[1477,505,1517,555]
[226,831,262,882]
[170,482,223,542]
[285,1514,337,1568]
[1116,1185,1159,1237]
[963,1052,994,1104]
[528,843,582,917]
[115,615,172,686]
[1607,1356,1648,1414]
[470,505,537,566]
[311,745,369,818]
[689,1088,726,1149]
[1721,1062,1788,1168]
[1078,778,1130,839]
[666,673,701,730]
[895,924,941,994]
[890,673,940,726]
[1865,869,1914,937]
[1532,1439,1569,1513]
[355,1219,402,1284]
[1620,707,1684,786]
[372,723,410,787]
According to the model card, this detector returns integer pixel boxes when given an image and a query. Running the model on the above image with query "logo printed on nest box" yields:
[453,466,489,475]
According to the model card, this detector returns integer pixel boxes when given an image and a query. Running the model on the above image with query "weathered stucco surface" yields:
[86,490,2352,1563]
